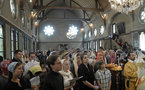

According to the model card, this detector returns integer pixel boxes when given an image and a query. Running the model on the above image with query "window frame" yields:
[0,22,6,58]
[16,30,19,50]
[139,32,145,51]
[100,25,105,35]
[10,0,18,19]
[112,23,116,34]
[139,5,145,24]
[10,27,15,59]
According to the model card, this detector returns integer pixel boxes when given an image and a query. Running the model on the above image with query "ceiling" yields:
[28,0,110,23]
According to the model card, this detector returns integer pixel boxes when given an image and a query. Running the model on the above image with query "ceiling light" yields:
[109,0,144,14]
[89,23,93,28]
[80,28,84,32]
[30,0,32,3]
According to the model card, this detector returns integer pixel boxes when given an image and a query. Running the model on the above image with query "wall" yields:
[38,9,83,50]
[0,0,36,59]
[83,3,145,51]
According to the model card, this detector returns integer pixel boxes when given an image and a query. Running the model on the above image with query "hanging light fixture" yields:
[34,21,39,27]
[66,25,79,39]
[89,23,93,28]
[109,0,144,14]
[80,28,84,32]
[30,0,32,3]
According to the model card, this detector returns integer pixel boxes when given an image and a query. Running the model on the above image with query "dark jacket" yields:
[78,63,95,90]
[40,71,64,90]
[5,77,31,90]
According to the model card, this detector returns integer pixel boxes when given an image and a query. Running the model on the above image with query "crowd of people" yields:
[0,47,145,90]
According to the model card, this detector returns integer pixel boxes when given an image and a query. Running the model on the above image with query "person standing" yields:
[5,62,31,90]
[124,51,137,90]
[59,59,74,90]
[78,53,97,90]
[94,60,111,90]
[39,55,64,90]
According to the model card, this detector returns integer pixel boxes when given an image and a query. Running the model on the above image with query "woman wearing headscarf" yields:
[59,59,75,90]
[109,50,116,63]
[5,62,31,90]
[70,53,81,78]
[96,47,105,61]
[70,53,81,90]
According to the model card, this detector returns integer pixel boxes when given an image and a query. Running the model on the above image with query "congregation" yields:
[0,47,145,90]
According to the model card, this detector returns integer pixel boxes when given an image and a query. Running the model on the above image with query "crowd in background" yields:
[0,46,145,90]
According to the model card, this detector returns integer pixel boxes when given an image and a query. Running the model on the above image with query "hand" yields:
[32,85,39,90]
[70,82,75,87]
[108,88,110,90]
[94,81,96,85]
[93,86,98,90]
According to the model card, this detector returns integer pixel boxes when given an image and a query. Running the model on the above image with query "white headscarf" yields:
[8,62,18,73]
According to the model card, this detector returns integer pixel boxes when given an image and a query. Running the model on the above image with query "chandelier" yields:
[66,25,78,39]
[109,0,144,14]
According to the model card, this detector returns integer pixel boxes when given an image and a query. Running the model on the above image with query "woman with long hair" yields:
[59,59,75,90]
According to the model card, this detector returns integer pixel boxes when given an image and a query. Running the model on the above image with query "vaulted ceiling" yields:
[19,0,110,25]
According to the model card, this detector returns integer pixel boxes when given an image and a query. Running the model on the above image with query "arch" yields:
[107,12,132,35]
[107,12,121,35]
[107,12,132,49]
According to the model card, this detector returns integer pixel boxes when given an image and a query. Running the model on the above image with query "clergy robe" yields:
[123,61,137,90]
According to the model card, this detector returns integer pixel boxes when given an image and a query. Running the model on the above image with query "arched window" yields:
[16,30,19,50]
[10,0,17,18]
[0,24,4,57]
[11,28,15,58]
[66,25,78,39]
[100,40,102,47]
[140,6,145,23]
[112,23,116,33]
[44,25,55,36]
[94,28,97,36]
[140,32,145,51]
[100,26,105,34]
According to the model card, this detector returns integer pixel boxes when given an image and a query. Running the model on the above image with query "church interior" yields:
[0,0,145,90]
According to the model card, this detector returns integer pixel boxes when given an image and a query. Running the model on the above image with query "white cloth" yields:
[59,70,73,90]
[23,60,40,76]
[30,76,40,86]
[128,59,135,63]
[136,51,145,77]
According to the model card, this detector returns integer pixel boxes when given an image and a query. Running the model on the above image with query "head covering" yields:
[0,60,11,75]
[109,50,116,63]
[60,51,69,59]
[49,51,57,56]
[136,51,145,63]
[29,65,42,75]
[61,59,65,64]
[23,60,40,76]
[8,62,18,73]
[73,53,79,77]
